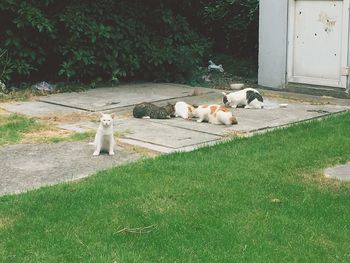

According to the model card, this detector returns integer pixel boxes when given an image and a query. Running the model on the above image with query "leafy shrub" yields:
[0,0,209,84]
[0,0,258,85]
[198,0,259,57]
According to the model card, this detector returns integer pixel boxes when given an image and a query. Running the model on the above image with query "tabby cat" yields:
[133,102,175,119]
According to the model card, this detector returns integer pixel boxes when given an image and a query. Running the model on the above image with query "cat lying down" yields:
[133,102,175,119]
[174,101,197,119]
[194,104,238,125]
[132,101,237,125]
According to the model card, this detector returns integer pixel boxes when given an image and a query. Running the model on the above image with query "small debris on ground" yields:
[230,83,245,90]
[32,81,56,92]
[208,60,224,72]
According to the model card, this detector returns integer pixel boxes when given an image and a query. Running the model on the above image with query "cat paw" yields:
[196,119,203,123]
[93,151,100,156]
[109,151,115,156]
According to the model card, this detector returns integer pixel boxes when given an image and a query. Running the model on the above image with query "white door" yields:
[288,0,349,88]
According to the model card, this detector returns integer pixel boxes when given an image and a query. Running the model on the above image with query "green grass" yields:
[46,131,95,143]
[0,114,39,146]
[1,112,350,262]
[0,114,95,146]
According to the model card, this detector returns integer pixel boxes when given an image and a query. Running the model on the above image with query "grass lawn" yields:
[0,113,94,146]
[0,114,40,146]
[0,112,350,262]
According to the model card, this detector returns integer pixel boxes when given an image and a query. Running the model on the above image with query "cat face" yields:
[100,113,114,127]
[164,103,175,116]
[222,92,229,106]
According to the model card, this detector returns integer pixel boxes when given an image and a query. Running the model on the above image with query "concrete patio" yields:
[2,83,350,153]
[1,82,349,195]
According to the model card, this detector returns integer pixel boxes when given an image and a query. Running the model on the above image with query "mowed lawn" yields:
[1,112,350,262]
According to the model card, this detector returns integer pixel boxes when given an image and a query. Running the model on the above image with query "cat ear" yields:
[100,112,104,117]
[110,113,116,119]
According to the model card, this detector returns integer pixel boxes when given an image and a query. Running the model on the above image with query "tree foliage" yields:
[0,0,258,84]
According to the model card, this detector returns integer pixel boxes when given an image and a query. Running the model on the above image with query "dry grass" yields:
[0,217,15,230]
[0,110,11,125]
[221,130,248,139]
[192,88,207,96]
[117,141,160,158]
[260,90,336,105]
[21,128,74,144]
[38,112,100,124]
[0,108,10,115]
[0,89,44,103]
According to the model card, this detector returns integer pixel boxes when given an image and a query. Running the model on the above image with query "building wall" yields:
[258,0,289,89]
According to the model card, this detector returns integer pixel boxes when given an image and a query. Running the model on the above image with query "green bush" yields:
[199,0,259,57]
[0,0,258,85]
[164,0,259,57]
[0,1,209,84]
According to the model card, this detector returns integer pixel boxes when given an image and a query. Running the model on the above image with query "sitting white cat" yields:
[174,101,197,119]
[222,88,263,109]
[93,113,115,156]
[194,104,238,125]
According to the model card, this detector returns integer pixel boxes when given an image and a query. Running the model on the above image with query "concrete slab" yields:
[115,118,221,149]
[39,83,213,112]
[147,101,350,134]
[0,142,142,196]
[1,83,350,196]
[148,118,230,136]
[0,101,84,117]
[228,103,349,133]
[53,98,350,154]
[324,163,350,182]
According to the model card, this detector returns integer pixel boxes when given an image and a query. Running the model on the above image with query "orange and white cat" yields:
[193,104,238,125]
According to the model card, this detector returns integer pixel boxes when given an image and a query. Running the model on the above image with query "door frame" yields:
[287,0,350,89]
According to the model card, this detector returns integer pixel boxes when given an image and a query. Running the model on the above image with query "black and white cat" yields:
[222,88,263,109]
[92,113,115,156]
[133,102,175,119]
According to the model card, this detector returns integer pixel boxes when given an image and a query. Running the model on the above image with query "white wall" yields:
[258,0,289,89]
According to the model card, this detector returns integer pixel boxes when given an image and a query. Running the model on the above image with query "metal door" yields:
[287,0,349,88]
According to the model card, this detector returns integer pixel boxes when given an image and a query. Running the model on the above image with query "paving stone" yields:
[0,142,141,196]
[115,118,221,149]
[39,83,213,112]
[325,163,350,182]
[0,101,84,117]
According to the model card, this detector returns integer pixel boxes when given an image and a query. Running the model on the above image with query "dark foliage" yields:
[0,0,258,84]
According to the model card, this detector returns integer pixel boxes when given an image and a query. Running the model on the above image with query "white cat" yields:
[193,104,238,125]
[93,113,115,156]
[222,88,263,109]
[174,101,196,119]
